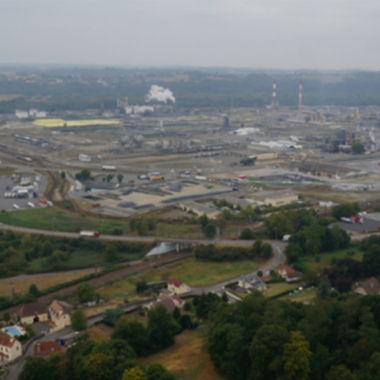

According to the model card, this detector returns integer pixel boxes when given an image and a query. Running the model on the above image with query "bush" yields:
[240,228,254,240]
[184,301,192,312]
[71,309,87,331]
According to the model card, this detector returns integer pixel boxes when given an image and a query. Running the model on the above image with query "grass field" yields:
[139,329,224,380]
[265,282,299,297]
[28,250,143,272]
[299,243,362,273]
[284,288,317,303]
[0,207,127,233]
[0,269,94,299]
[139,257,259,287]
[32,118,121,128]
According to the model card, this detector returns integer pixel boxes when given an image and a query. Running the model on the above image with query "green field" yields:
[139,257,259,287]
[265,282,299,297]
[284,288,317,303]
[0,208,127,233]
[299,243,362,273]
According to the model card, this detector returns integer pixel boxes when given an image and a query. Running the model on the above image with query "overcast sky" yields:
[1,0,380,70]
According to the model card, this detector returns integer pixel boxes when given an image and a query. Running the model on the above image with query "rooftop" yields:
[18,302,47,318]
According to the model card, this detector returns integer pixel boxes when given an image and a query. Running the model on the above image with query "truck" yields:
[79,231,100,238]
[341,217,354,223]
[349,216,364,223]
[150,176,164,181]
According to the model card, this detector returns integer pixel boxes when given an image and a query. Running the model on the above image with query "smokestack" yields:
[272,80,277,110]
[298,80,303,115]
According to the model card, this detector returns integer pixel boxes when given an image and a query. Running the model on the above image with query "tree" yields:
[147,304,179,352]
[282,331,312,380]
[60,171,66,179]
[240,228,254,240]
[361,352,380,380]
[83,353,115,380]
[136,281,148,294]
[222,292,228,303]
[363,244,380,277]
[122,367,147,380]
[179,314,193,330]
[104,244,118,262]
[352,141,365,154]
[42,241,53,257]
[172,307,181,320]
[18,356,52,380]
[266,213,294,239]
[29,284,40,298]
[332,202,360,219]
[184,301,192,311]
[146,363,174,380]
[103,308,125,327]
[199,214,209,230]
[2,312,10,322]
[112,317,149,356]
[76,283,97,303]
[325,365,356,380]
[252,240,263,254]
[71,309,87,331]
[203,223,216,238]
[316,276,331,300]
[117,174,124,184]
[303,221,324,255]
[249,324,290,380]
[75,168,91,181]
[261,243,272,259]
[285,243,303,264]
[136,219,149,236]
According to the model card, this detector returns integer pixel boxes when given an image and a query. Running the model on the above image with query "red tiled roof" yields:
[168,278,183,287]
[34,341,64,356]
[0,334,16,348]
[278,265,302,278]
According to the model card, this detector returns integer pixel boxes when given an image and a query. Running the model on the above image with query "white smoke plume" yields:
[145,85,176,103]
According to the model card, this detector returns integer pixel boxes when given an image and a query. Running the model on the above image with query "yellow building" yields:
[167,278,191,295]
[0,334,22,362]
[49,300,73,330]
[18,302,48,325]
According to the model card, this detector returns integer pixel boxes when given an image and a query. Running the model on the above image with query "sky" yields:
[1,0,380,70]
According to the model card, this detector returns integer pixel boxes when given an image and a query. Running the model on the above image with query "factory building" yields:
[252,191,298,207]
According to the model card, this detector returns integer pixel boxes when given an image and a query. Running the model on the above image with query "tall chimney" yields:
[298,80,303,116]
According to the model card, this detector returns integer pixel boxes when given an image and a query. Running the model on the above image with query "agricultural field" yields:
[139,329,224,380]
[0,207,127,233]
[32,118,121,127]
[0,269,94,299]
[299,243,362,273]
[139,257,259,287]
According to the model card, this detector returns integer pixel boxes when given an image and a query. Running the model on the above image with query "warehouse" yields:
[252,191,298,207]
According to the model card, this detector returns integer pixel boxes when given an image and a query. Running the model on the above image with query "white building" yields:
[79,154,91,162]
[15,110,29,119]
[0,334,22,362]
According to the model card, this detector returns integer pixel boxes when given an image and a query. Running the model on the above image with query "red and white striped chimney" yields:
[298,80,303,114]
[272,80,276,110]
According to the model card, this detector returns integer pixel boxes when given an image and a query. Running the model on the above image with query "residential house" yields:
[238,274,267,292]
[167,278,191,295]
[0,334,22,362]
[143,298,177,314]
[34,341,65,357]
[18,302,48,325]
[354,277,380,296]
[157,293,185,308]
[277,265,303,283]
[49,300,73,330]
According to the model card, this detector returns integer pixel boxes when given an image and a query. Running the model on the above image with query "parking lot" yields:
[0,172,47,211]
[334,213,380,233]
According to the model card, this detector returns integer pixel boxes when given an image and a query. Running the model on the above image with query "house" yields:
[0,334,22,362]
[144,298,177,314]
[34,341,65,357]
[277,265,303,282]
[48,301,73,330]
[18,302,48,325]
[354,277,380,296]
[238,274,267,292]
[167,278,191,295]
[157,293,185,308]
